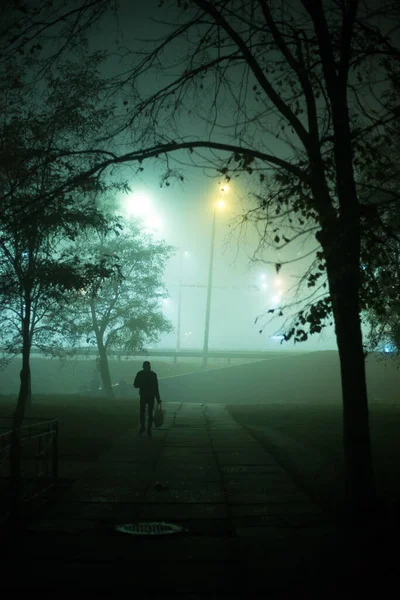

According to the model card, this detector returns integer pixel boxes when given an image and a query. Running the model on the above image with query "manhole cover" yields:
[114,522,188,536]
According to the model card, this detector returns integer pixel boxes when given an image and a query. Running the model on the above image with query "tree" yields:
[0,1,119,517]
[0,0,121,224]
[358,124,400,358]
[236,115,400,356]
[0,49,121,426]
[0,1,114,69]
[84,0,400,519]
[58,219,173,398]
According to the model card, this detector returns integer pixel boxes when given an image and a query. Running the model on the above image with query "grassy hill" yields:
[0,354,258,397]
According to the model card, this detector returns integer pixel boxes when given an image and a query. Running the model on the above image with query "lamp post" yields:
[175,250,188,362]
[202,189,227,368]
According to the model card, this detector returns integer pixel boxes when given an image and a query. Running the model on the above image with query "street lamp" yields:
[202,186,227,368]
[123,190,162,233]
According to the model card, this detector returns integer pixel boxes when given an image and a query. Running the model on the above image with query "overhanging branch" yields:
[46,140,307,203]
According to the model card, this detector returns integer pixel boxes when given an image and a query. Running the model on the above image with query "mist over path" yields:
[157,351,399,405]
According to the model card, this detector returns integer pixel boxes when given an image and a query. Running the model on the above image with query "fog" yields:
[88,3,339,354]
[114,166,337,354]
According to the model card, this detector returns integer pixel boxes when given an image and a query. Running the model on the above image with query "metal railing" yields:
[0,418,58,522]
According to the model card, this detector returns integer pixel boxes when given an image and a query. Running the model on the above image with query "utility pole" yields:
[202,207,217,368]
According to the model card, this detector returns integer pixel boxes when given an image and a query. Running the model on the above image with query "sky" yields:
[86,1,339,352]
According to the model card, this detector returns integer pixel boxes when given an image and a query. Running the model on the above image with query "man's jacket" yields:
[133,369,160,401]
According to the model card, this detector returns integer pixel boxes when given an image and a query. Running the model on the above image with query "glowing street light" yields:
[272,292,282,305]
[123,190,162,232]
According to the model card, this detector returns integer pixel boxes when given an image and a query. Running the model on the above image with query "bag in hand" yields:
[153,404,164,428]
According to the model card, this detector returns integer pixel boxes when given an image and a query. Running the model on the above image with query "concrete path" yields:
[9,403,338,593]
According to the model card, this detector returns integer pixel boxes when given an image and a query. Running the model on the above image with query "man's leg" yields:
[139,397,146,433]
[147,398,155,434]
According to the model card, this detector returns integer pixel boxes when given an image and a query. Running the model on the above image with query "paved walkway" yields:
[9,403,339,593]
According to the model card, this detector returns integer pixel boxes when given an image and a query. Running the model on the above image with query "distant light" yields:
[260,274,266,279]
[123,191,162,232]
[184,251,189,256]
[384,345,395,353]
[217,200,225,208]
[125,191,151,217]
[261,283,267,289]
[221,184,229,193]
[275,277,282,287]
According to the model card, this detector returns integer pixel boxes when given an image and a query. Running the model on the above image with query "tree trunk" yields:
[327,251,378,521]
[13,313,32,429]
[311,72,379,519]
[98,342,114,398]
[11,306,32,519]
[89,300,114,398]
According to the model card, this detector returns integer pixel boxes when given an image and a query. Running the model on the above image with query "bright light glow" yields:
[272,293,282,304]
[221,184,229,193]
[384,344,395,353]
[184,250,189,256]
[260,274,266,280]
[261,283,267,290]
[217,199,225,208]
[123,191,162,232]
[124,191,151,217]
[146,214,162,230]
[275,277,282,287]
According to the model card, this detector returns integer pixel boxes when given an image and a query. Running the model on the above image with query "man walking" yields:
[133,361,161,437]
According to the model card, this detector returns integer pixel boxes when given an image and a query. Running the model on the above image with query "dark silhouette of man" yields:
[133,361,161,437]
